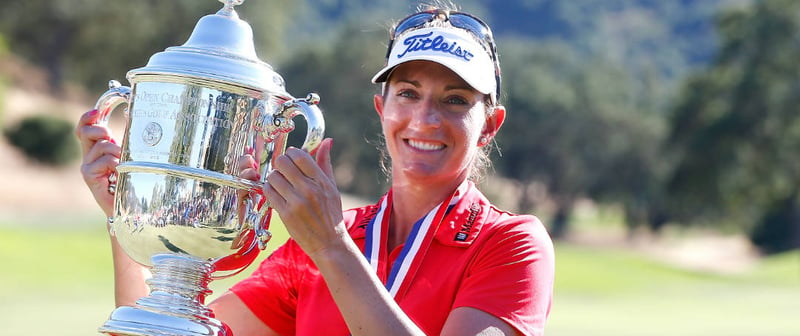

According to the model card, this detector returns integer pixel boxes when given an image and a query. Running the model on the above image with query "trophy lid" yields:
[128,0,286,93]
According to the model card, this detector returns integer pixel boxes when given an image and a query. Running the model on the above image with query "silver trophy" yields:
[91,1,324,335]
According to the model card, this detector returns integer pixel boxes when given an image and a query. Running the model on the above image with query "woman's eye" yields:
[445,96,468,105]
[397,90,416,99]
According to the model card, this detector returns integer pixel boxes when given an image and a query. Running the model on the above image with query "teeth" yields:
[408,139,444,151]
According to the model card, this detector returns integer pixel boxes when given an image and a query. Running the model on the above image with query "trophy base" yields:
[99,305,230,336]
[98,254,230,336]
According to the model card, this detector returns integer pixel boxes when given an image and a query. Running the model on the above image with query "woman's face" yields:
[373,60,503,186]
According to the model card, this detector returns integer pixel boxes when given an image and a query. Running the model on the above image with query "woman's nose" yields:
[410,98,441,129]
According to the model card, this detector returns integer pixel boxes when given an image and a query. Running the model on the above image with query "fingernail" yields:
[109,138,118,145]
[87,109,99,117]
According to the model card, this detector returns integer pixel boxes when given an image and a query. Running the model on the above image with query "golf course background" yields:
[1,210,797,336]
[1,1,800,333]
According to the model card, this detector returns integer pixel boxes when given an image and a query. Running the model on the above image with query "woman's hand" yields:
[263,138,347,258]
[75,109,121,217]
[236,147,263,225]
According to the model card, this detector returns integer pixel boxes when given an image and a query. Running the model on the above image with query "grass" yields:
[0,216,289,335]
[548,244,800,336]
[1,216,798,335]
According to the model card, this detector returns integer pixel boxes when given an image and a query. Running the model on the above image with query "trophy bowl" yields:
[91,1,324,335]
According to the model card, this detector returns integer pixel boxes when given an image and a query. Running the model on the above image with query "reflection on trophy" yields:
[92,1,324,334]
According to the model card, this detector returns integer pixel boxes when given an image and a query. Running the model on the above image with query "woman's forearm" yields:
[311,239,425,336]
[109,232,151,307]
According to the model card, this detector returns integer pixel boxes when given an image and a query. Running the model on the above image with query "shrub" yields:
[750,196,800,254]
[4,114,79,166]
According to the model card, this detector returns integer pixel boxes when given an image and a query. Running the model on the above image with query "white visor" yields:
[372,27,496,98]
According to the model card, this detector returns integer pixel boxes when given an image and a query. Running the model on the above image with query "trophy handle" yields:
[94,80,132,126]
[254,92,326,177]
[248,93,325,249]
[93,80,132,194]
[283,92,325,153]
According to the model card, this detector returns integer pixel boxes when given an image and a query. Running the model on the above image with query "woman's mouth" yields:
[406,139,445,151]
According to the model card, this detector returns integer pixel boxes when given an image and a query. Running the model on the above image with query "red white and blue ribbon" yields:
[363,184,464,299]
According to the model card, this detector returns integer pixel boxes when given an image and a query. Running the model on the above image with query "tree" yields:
[279,21,388,198]
[495,38,667,238]
[666,0,800,253]
[0,0,296,94]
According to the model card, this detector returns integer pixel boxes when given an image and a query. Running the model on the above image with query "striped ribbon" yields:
[363,185,463,299]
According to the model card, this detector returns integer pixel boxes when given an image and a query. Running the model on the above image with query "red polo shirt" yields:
[230,183,554,335]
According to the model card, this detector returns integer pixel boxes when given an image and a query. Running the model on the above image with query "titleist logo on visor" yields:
[396,31,475,61]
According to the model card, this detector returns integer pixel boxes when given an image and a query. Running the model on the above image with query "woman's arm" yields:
[210,291,281,335]
[310,235,425,336]
[263,139,425,336]
[441,307,519,336]
[247,138,533,335]
[76,110,150,307]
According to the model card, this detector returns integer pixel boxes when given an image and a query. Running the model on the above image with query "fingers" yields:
[76,109,102,130]
[237,153,259,181]
[262,139,344,256]
[76,109,119,215]
[280,138,334,182]
[76,109,117,156]
[315,138,335,182]
[80,120,121,185]
[80,151,119,184]
[83,138,121,166]
[265,150,314,209]
[268,148,327,195]
[264,138,336,208]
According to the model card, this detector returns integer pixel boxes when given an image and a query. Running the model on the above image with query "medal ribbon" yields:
[364,185,464,299]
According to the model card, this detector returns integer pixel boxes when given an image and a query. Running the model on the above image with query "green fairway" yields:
[1,218,798,335]
[0,217,288,335]
[547,244,800,336]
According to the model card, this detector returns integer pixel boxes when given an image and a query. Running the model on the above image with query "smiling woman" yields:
[75,2,555,336]
[373,60,498,187]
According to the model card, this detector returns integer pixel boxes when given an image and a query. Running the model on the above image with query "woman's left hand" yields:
[263,138,347,257]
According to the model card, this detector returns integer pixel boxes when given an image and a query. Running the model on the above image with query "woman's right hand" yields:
[75,109,121,217]
[77,109,152,307]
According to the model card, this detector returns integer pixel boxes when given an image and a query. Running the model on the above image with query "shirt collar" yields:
[348,182,488,247]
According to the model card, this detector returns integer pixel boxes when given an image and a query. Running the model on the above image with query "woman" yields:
[76,5,554,336]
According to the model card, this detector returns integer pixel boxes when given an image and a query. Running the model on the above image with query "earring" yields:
[479,136,488,145]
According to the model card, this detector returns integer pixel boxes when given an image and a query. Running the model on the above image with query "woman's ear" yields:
[373,94,385,120]
[481,105,506,142]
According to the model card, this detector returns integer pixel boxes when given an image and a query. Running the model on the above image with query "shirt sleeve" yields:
[453,214,555,336]
[229,239,306,336]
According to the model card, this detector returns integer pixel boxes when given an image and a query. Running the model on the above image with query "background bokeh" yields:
[0,0,798,335]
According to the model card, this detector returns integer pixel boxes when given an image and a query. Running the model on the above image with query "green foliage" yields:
[4,114,79,166]
[279,21,389,198]
[750,195,800,254]
[0,0,298,93]
[494,37,669,236]
[665,0,800,251]
[2,0,792,243]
